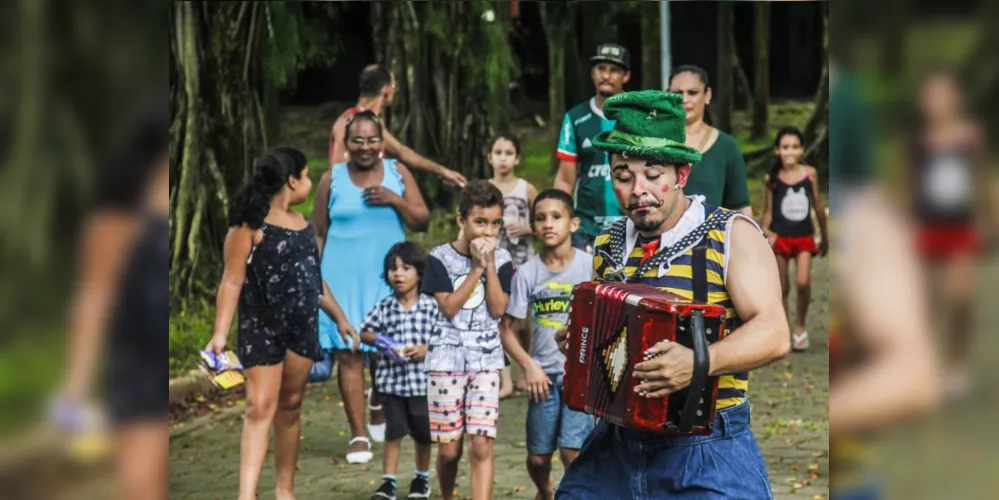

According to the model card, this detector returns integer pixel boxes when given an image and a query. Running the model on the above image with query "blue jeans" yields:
[555,400,773,500]
[526,373,595,454]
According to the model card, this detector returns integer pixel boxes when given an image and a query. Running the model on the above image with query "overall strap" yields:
[692,242,708,303]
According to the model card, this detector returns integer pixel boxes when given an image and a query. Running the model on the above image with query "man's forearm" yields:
[708,312,789,376]
[554,161,577,194]
[396,146,442,176]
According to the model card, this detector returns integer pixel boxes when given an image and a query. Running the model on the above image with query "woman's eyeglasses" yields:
[349,137,384,147]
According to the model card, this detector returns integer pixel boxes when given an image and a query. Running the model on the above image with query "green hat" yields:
[591,90,702,165]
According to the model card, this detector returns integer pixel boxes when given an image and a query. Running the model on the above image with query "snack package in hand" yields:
[199,349,245,389]
[373,334,409,363]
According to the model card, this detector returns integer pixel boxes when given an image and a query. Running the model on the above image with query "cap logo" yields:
[602,46,621,57]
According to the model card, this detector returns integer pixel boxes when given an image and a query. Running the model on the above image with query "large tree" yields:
[750,2,771,140]
[539,1,577,132]
[713,2,735,133]
[0,0,166,327]
[169,1,339,306]
[369,0,516,204]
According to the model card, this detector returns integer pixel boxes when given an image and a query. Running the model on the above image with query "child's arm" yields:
[360,329,377,346]
[808,166,830,256]
[207,226,256,355]
[320,280,360,350]
[480,240,511,319]
[422,254,484,319]
[500,315,549,402]
[400,344,429,361]
[761,175,775,244]
[506,181,539,238]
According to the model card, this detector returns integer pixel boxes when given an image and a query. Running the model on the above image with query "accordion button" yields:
[697,410,703,417]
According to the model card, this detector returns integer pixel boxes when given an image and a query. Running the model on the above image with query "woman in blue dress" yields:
[311,110,431,463]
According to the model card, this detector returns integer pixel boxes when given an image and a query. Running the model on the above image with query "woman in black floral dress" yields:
[206,147,359,500]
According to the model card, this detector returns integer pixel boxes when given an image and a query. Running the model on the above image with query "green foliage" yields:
[260,2,343,92]
[0,335,64,433]
[170,305,235,377]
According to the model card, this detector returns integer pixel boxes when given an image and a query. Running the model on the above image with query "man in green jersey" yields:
[554,43,631,253]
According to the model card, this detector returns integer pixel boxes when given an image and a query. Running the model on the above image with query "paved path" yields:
[170,259,830,499]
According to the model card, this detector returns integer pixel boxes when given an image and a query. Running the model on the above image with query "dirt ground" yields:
[169,258,831,499]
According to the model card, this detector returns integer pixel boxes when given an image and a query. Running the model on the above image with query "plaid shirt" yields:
[360,293,439,397]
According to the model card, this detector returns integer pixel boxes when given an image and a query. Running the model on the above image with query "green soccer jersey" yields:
[557,98,625,238]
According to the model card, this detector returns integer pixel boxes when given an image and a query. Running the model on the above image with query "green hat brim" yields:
[591,130,703,165]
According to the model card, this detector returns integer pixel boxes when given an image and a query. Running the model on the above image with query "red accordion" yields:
[563,281,728,435]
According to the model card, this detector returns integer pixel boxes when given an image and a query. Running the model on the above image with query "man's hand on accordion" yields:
[554,327,569,356]
[632,340,696,397]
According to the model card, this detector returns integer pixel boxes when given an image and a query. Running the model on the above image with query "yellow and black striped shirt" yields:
[593,205,748,410]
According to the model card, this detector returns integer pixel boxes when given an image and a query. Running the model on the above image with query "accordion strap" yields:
[692,244,708,303]
[599,207,728,283]
[680,244,710,433]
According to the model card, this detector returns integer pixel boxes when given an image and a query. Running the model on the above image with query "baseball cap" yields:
[590,43,630,71]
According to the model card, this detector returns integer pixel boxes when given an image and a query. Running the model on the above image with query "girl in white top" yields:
[487,133,538,397]
[488,133,538,271]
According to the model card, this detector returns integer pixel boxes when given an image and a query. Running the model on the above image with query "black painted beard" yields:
[631,211,666,232]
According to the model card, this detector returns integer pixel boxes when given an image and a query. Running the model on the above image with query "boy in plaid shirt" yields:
[360,242,439,499]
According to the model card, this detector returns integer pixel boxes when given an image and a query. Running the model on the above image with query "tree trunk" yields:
[492,0,512,132]
[540,1,574,130]
[802,7,828,144]
[564,13,588,107]
[713,2,734,133]
[171,1,202,277]
[732,24,753,111]
[746,6,827,175]
[641,0,661,90]
[751,2,770,139]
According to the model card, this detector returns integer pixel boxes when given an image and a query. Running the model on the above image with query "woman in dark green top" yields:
[668,65,753,217]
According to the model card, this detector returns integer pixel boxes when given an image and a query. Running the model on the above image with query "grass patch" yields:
[0,334,65,434]
[170,306,237,377]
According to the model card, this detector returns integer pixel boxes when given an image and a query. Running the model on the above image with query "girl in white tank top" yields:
[487,134,537,272]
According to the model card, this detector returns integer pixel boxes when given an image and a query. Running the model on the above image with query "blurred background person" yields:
[828,60,942,500]
[55,103,169,500]
[905,67,997,400]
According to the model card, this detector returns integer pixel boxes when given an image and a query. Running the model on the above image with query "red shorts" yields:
[772,235,818,258]
[916,225,980,258]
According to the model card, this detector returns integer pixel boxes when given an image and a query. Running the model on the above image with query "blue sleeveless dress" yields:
[319,160,406,352]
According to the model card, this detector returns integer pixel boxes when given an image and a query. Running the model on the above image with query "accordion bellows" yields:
[563,281,727,435]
